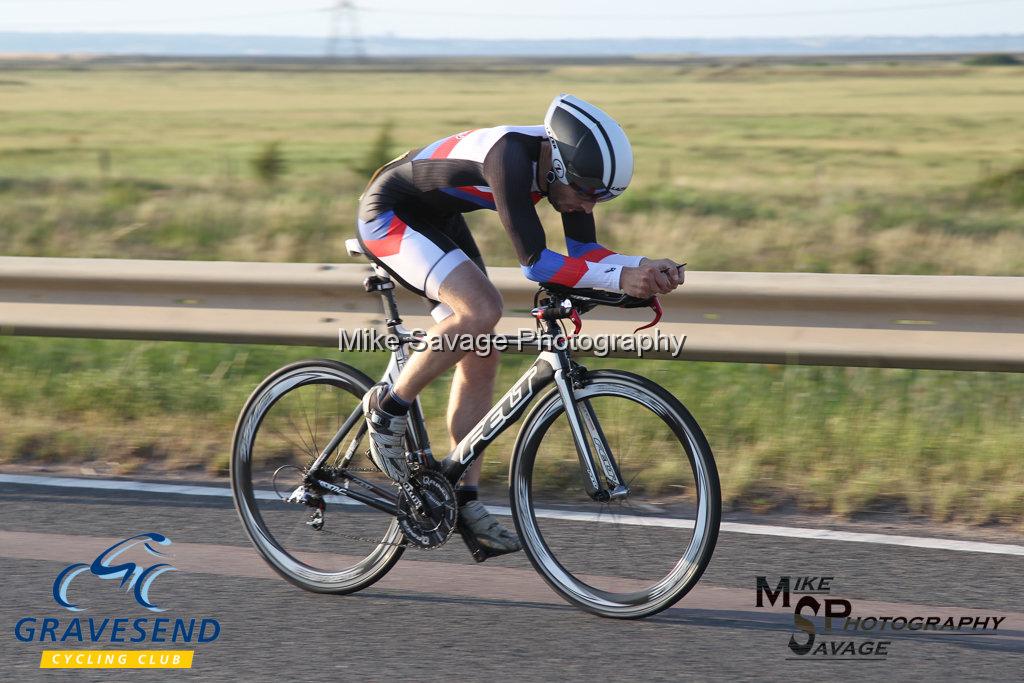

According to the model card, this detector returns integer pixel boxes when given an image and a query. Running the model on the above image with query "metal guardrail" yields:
[1,256,1022,371]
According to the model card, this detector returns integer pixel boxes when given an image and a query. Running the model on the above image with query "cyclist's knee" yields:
[474,284,504,330]
[438,266,503,333]
[474,298,503,332]
[450,306,501,336]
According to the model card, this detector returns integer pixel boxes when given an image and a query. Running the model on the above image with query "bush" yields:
[963,53,1021,66]
[973,164,1024,206]
[353,121,397,178]
[250,141,286,184]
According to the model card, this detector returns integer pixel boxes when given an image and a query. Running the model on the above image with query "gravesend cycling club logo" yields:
[12,532,222,670]
[53,532,176,612]
[755,575,1007,661]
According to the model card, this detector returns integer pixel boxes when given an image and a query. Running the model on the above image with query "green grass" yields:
[1,336,1021,525]
[0,58,1022,524]
[1,59,1024,272]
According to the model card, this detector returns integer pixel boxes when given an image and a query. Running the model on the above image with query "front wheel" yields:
[509,369,721,619]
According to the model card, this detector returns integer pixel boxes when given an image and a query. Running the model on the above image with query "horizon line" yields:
[3,30,1024,41]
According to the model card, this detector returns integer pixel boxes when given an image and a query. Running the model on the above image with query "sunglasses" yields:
[568,180,615,203]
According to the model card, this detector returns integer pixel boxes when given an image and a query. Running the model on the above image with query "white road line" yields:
[0,473,360,504]
[2,473,1023,557]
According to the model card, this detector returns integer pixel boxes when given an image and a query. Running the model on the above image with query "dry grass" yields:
[1,60,1023,272]
[1,59,1022,523]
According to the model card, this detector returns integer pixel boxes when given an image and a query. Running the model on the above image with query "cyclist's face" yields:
[547,180,596,214]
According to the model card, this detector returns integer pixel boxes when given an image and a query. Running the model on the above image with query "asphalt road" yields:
[1,479,1021,682]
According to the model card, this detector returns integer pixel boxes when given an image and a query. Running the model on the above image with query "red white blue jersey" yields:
[412,125,544,210]
[357,125,640,293]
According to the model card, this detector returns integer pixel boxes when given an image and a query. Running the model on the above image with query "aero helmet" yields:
[544,94,633,202]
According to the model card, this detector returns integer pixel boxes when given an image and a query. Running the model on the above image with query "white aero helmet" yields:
[544,94,633,202]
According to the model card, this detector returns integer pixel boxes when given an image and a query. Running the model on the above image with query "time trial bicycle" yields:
[230,239,720,619]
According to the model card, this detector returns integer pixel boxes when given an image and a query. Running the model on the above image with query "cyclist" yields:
[355,94,683,556]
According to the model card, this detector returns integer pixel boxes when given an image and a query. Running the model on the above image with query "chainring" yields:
[397,470,458,549]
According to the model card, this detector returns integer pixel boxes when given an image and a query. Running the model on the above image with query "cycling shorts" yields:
[355,207,487,321]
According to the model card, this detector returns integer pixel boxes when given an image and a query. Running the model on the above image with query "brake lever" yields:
[632,296,663,333]
[570,308,582,336]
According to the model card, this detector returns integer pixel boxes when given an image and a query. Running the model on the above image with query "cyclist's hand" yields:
[643,258,685,287]
[621,261,680,298]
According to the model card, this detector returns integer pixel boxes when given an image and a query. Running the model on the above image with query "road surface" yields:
[0,475,1021,681]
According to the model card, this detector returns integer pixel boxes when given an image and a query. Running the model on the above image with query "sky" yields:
[3,0,1022,39]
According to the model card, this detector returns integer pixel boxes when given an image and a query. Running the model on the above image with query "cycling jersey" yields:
[356,125,641,305]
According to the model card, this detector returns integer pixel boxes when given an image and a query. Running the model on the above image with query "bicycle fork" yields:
[554,366,629,502]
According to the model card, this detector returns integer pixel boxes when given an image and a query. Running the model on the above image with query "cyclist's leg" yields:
[440,216,499,489]
[356,208,499,481]
[428,217,518,554]
[356,209,518,552]
[355,209,502,409]
[393,262,502,398]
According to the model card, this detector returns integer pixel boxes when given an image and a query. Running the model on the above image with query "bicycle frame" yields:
[304,264,629,516]
[233,257,720,611]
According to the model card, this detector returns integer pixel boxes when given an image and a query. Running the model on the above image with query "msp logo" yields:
[755,575,1007,661]
[53,533,176,612]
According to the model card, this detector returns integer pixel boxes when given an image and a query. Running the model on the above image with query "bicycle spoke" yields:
[298,385,319,456]
[233,362,405,594]
[311,384,323,455]
[282,408,317,458]
[513,374,720,617]
[268,425,317,465]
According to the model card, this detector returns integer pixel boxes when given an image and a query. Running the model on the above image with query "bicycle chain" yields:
[315,466,441,551]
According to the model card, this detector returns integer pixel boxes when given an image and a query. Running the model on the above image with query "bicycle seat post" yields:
[346,239,434,458]
[363,273,402,330]
[348,239,404,331]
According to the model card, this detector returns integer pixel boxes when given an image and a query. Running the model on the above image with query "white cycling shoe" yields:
[459,500,522,555]
[362,384,409,481]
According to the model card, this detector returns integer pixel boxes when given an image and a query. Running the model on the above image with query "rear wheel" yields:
[509,369,720,618]
[231,360,405,594]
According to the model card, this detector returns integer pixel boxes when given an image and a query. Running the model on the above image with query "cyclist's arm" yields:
[484,135,623,290]
[560,211,644,267]
[562,211,683,296]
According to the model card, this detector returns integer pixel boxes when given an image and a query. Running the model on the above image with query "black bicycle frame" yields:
[306,272,628,509]
[438,353,556,483]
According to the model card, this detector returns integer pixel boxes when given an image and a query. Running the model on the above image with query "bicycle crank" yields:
[397,470,458,549]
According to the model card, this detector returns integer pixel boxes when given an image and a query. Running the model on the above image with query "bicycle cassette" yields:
[397,470,458,549]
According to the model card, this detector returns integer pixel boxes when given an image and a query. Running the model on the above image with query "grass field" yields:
[1,57,1022,524]
[3,58,1024,272]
